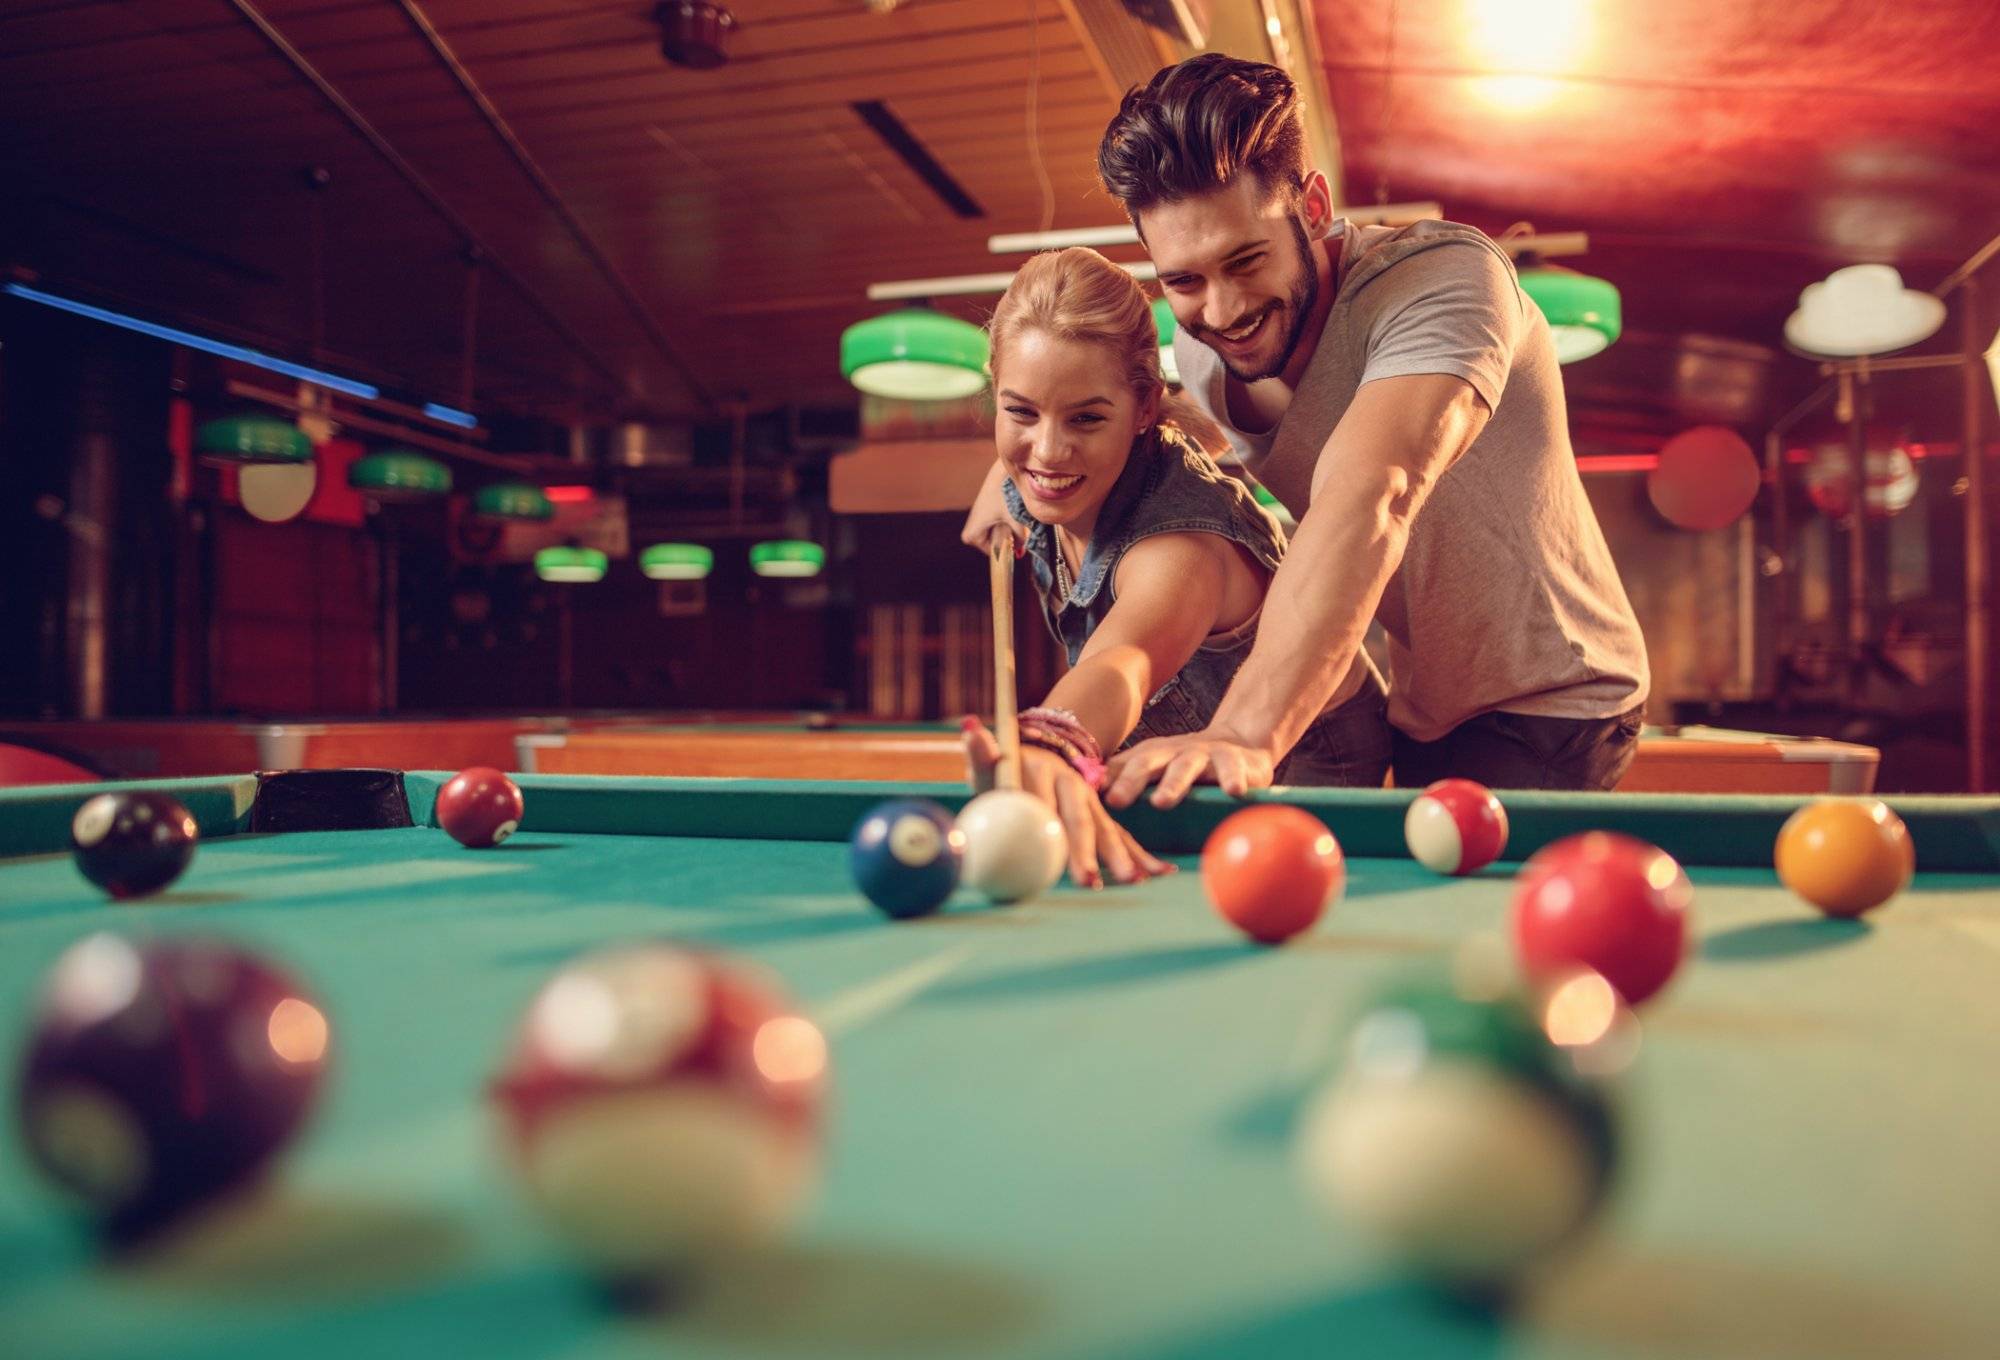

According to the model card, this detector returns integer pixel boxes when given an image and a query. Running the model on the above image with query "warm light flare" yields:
[267,998,330,1065]
[753,1016,828,1086]
[1541,972,1618,1048]
[1465,0,1592,69]
[1471,75,1565,113]
[1645,854,1684,892]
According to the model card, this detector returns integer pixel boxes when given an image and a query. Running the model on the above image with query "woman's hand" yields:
[961,718,1174,889]
[960,462,1028,556]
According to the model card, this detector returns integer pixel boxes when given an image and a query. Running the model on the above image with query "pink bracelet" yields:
[1019,730,1108,792]
[1020,706,1104,764]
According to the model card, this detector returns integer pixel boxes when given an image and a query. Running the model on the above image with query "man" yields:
[972,53,1648,811]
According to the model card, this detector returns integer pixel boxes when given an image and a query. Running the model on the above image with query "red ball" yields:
[490,945,826,1277]
[1202,805,1345,944]
[436,767,524,848]
[1403,779,1509,875]
[1511,832,1692,1006]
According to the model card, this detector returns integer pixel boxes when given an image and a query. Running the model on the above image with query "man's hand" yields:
[1101,727,1278,809]
[962,718,1175,888]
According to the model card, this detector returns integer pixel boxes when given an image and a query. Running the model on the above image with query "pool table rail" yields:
[3,774,1996,872]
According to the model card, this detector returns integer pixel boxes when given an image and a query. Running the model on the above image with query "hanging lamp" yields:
[1250,482,1295,528]
[1518,266,1622,364]
[348,450,452,500]
[641,543,714,580]
[1985,330,2000,419]
[1784,264,1945,357]
[750,540,825,578]
[196,415,313,467]
[840,309,988,401]
[1152,297,1180,385]
[534,546,608,583]
[474,482,555,521]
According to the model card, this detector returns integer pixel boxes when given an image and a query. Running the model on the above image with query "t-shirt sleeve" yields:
[1355,241,1523,412]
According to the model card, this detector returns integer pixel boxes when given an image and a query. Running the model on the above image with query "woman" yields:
[961,248,1388,888]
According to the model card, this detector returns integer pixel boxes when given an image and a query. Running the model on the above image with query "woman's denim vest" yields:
[1002,429,1391,786]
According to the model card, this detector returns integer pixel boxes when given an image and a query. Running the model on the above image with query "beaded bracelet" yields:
[1019,705,1104,764]
[1019,731,1108,791]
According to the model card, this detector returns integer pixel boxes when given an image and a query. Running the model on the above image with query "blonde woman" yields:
[961,247,1388,888]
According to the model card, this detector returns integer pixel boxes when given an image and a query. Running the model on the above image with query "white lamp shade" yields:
[1785,264,1945,357]
[1986,328,1999,419]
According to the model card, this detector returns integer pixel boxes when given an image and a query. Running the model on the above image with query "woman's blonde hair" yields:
[988,247,1227,453]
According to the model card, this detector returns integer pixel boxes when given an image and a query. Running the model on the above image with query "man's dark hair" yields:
[1097,54,1306,216]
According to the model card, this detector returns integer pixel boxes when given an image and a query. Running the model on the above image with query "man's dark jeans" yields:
[1392,707,1645,791]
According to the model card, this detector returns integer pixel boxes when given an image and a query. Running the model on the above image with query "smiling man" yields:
[1085,53,1649,803]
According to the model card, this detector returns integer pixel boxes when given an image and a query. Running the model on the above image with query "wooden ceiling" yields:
[1310,0,2000,449]
[0,0,1124,423]
[2,0,1996,446]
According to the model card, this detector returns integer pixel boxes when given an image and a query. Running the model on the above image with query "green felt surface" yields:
[1,780,1998,1359]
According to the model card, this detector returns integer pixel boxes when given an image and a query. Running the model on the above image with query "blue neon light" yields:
[3,282,381,399]
[422,402,478,429]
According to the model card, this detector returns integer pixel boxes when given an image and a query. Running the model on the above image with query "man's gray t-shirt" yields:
[1175,219,1649,743]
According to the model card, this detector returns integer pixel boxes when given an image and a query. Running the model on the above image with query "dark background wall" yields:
[1,300,174,719]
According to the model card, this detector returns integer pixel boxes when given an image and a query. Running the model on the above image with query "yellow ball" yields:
[1774,798,1914,917]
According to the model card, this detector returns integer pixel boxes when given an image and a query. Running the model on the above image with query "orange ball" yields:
[1774,798,1913,917]
[1201,805,1345,944]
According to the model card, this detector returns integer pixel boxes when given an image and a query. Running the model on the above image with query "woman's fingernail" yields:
[959,715,980,732]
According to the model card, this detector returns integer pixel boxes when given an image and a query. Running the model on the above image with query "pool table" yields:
[2,772,1997,1360]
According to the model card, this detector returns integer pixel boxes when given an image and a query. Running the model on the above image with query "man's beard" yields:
[1205,216,1321,384]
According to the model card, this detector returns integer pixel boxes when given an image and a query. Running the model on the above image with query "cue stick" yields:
[987,527,1023,791]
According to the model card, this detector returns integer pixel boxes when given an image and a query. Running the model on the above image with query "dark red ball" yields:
[436,767,525,847]
[16,935,331,1235]
[70,791,198,899]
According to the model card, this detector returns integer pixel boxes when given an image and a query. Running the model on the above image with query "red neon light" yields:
[1575,454,1659,474]
[542,485,596,504]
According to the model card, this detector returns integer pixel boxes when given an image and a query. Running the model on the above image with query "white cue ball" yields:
[954,790,1067,904]
[1296,1062,1599,1284]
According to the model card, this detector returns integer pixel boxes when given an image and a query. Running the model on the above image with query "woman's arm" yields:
[959,458,1027,554]
[1042,531,1240,754]
[963,530,1242,888]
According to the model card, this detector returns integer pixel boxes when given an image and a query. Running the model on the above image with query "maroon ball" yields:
[436,767,525,848]
[16,935,331,1236]
[71,791,198,899]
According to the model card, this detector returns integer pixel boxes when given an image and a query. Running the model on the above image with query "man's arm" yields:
[1103,372,1489,805]
[1211,372,1489,752]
